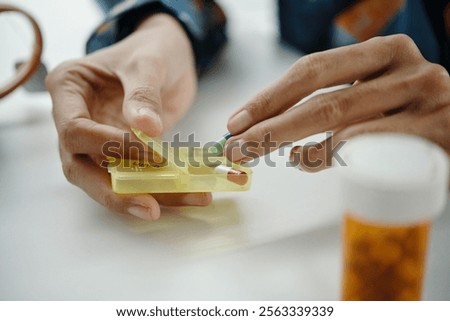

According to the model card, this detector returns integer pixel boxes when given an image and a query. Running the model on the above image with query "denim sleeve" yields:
[87,0,227,72]
[94,0,123,16]
[278,0,354,54]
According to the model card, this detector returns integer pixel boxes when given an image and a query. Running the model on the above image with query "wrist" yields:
[133,12,194,59]
[130,12,195,75]
[135,13,180,32]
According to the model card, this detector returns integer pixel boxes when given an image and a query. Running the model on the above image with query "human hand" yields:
[225,35,450,171]
[47,14,211,221]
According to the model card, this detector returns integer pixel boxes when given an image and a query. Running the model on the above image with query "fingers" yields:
[46,60,91,123]
[47,62,157,220]
[334,109,450,154]
[48,54,208,219]
[227,35,421,135]
[58,117,165,164]
[289,135,343,173]
[47,64,126,156]
[47,59,118,126]
[61,151,213,220]
[61,151,161,220]
[225,35,447,163]
[48,73,160,160]
[290,107,450,173]
[225,70,417,162]
[118,63,164,137]
[59,118,127,155]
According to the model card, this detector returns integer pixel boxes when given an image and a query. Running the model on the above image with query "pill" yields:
[214,165,248,186]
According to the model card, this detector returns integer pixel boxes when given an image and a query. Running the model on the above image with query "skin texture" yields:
[46,14,211,221]
[224,35,450,172]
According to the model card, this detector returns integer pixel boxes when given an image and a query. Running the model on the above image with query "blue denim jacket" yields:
[87,0,448,72]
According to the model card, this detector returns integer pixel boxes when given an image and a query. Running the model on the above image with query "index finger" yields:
[47,66,161,160]
[48,79,128,154]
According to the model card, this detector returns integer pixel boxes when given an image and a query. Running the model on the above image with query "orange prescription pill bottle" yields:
[337,134,449,300]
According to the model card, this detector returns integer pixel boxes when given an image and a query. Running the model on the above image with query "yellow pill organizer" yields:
[108,128,252,194]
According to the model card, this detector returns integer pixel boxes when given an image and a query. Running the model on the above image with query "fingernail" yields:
[228,110,251,133]
[289,146,302,168]
[289,146,302,161]
[137,107,163,134]
[128,206,153,221]
[225,139,246,162]
[149,150,166,165]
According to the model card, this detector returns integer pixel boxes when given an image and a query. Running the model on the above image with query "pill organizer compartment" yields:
[108,129,252,194]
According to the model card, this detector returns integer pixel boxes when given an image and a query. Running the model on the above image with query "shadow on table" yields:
[114,198,248,256]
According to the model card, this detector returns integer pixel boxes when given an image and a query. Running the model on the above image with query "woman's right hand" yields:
[224,35,450,170]
[46,14,212,221]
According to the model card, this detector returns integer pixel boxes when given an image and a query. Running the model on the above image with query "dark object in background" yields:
[14,61,47,93]
[0,4,43,98]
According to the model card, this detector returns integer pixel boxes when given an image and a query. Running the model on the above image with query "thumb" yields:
[121,76,164,137]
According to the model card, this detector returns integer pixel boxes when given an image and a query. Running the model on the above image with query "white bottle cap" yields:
[338,133,449,225]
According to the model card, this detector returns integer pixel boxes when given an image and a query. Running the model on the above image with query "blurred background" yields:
[0,0,449,300]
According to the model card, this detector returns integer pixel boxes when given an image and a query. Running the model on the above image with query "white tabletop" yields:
[0,0,449,300]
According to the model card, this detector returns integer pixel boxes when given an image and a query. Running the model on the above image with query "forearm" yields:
[86,0,227,73]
